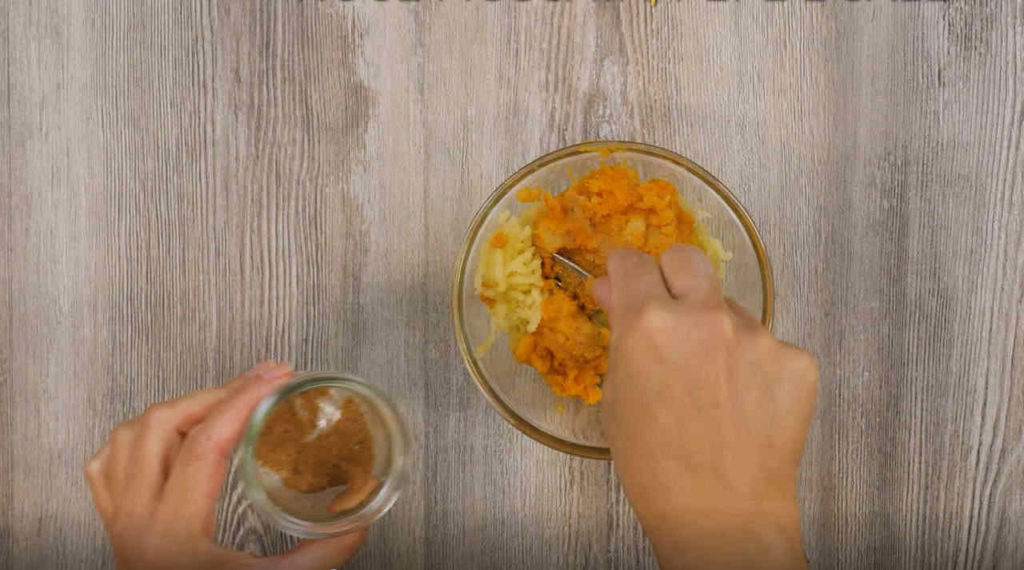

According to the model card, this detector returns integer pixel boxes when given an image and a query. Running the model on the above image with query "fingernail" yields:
[591,277,612,306]
[247,361,279,375]
[258,362,292,380]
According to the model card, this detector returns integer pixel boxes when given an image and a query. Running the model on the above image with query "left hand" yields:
[85,361,368,570]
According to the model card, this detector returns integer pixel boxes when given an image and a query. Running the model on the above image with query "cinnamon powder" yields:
[254,387,379,513]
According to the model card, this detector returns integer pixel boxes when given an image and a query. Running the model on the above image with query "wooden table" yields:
[2,1,1022,568]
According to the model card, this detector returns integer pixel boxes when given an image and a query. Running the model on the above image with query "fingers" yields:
[328,475,380,514]
[127,387,234,508]
[163,363,293,535]
[85,445,114,522]
[659,245,722,306]
[604,249,670,323]
[105,423,139,506]
[596,246,723,319]
[726,299,761,329]
[256,530,368,570]
[225,360,287,392]
[85,362,288,521]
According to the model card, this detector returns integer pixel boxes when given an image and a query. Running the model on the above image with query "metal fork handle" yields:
[551,251,593,280]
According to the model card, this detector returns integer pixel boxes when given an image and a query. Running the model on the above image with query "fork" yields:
[550,251,610,328]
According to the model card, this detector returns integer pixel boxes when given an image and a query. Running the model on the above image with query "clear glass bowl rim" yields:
[240,371,410,538]
[451,140,774,460]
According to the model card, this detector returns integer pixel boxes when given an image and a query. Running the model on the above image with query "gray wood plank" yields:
[0,0,12,565]
[205,5,429,568]
[1,1,1022,569]
[6,1,115,567]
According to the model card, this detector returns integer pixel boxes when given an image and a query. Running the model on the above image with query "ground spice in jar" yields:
[254,387,379,513]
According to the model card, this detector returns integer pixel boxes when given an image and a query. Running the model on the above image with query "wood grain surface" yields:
[2,1,1022,569]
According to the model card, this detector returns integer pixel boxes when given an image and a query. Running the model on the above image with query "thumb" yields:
[257,530,368,570]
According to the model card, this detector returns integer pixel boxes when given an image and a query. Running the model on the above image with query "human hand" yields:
[593,246,818,570]
[85,362,367,570]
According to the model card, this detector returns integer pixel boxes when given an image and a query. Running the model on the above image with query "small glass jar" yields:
[240,372,409,538]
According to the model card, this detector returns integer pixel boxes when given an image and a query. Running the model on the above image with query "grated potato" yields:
[474,211,543,355]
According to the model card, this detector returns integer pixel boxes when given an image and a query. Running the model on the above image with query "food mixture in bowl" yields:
[475,163,729,404]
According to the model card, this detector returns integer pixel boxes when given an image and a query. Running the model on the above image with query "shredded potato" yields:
[474,211,543,355]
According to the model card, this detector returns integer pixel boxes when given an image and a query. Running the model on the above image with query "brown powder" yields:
[254,387,379,513]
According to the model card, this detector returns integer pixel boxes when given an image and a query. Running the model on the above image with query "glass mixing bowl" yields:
[452,141,773,459]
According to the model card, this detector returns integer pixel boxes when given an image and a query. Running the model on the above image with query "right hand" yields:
[593,245,818,570]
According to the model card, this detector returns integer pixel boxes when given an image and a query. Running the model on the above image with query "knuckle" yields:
[141,402,174,429]
[110,423,135,444]
[696,308,736,340]
[749,326,776,349]
[84,458,101,480]
[798,351,819,372]
[784,349,819,388]
[183,426,231,460]
[634,300,674,330]
[635,301,659,322]
[783,345,816,369]
[796,352,820,381]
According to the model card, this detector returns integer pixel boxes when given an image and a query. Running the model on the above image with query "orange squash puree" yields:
[514,282,609,403]
[488,231,508,248]
[516,187,542,202]
[531,164,700,266]
[513,163,705,404]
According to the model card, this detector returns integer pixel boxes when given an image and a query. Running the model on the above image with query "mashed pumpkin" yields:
[477,163,728,404]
